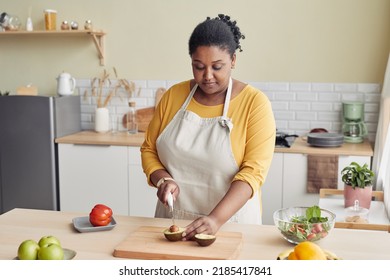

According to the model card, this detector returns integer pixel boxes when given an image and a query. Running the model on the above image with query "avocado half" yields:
[163,227,185,242]
[194,233,216,247]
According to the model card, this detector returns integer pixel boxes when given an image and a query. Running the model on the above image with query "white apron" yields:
[155,78,261,224]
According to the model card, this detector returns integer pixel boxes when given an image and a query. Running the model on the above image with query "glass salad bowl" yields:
[273,206,336,244]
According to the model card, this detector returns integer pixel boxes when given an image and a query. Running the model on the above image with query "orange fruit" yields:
[287,251,298,260]
[293,241,326,260]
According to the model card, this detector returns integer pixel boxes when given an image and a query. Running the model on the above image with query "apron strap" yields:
[222,77,233,118]
[219,77,233,130]
[182,78,233,130]
[181,84,198,110]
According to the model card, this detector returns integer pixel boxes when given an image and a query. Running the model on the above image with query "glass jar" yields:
[344,200,369,223]
[127,101,138,134]
[0,13,21,31]
[61,21,70,30]
[0,12,10,31]
[84,20,92,30]
[70,21,78,30]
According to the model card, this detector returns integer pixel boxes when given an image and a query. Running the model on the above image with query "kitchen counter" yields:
[55,130,145,146]
[1,208,389,260]
[56,131,373,156]
[281,137,373,156]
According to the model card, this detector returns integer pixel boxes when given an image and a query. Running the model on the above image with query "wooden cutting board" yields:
[113,226,243,260]
[122,107,155,132]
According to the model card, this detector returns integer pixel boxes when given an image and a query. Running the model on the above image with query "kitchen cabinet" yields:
[128,146,157,218]
[261,153,283,225]
[0,30,106,65]
[261,153,371,225]
[58,144,129,215]
[58,143,156,217]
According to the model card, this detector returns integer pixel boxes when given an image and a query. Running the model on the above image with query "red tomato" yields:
[312,223,323,234]
[89,204,113,227]
[307,233,316,241]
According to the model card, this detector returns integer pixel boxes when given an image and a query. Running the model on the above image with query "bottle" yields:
[26,17,33,31]
[127,101,138,134]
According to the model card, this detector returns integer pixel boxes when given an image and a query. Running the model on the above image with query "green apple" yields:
[17,239,40,260]
[38,235,61,248]
[37,243,64,260]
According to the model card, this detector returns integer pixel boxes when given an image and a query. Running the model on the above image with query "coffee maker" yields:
[342,101,368,143]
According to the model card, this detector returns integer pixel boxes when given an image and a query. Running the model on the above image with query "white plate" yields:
[14,248,76,260]
[72,216,116,233]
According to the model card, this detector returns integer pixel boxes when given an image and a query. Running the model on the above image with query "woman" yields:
[141,14,275,240]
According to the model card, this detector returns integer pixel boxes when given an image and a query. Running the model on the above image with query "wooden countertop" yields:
[55,130,145,146]
[56,131,373,157]
[1,208,389,260]
[277,137,374,156]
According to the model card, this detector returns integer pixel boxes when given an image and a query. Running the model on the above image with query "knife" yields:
[167,192,175,225]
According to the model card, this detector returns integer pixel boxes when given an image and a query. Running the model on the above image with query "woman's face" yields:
[191,46,236,96]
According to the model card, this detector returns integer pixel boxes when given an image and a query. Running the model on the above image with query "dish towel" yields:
[307,154,339,193]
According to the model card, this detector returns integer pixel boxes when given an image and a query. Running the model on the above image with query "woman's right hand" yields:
[156,180,180,206]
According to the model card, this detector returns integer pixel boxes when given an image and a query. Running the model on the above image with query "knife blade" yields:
[167,192,175,225]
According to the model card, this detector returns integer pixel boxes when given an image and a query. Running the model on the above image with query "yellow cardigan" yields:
[141,80,276,197]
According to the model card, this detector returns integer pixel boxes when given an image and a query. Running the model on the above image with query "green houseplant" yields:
[341,162,375,209]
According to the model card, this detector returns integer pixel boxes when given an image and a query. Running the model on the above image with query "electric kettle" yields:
[56,72,76,96]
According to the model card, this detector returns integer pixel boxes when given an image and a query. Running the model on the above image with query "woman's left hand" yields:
[182,215,221,241]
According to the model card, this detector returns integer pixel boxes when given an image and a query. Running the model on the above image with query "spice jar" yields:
[70,21,78,30]
[61,21,70,30]
[84,20,92,30]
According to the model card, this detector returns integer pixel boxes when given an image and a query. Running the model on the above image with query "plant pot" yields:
[344,184,372,209]
[94,107,109,133]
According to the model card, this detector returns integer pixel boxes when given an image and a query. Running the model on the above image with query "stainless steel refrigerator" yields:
[0,95,81,214]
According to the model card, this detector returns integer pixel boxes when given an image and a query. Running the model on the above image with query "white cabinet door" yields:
[128,147,157,218]
[261,153,283,225]
[282,153,372,208]
[58,144,129,215]
[282,153,319,208]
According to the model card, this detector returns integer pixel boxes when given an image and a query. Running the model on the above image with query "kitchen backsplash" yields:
[75,79,381,142]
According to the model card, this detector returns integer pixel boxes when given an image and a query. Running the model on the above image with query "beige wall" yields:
[1,0,389,95]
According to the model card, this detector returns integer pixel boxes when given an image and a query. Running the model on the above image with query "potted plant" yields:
[341,162,375,209]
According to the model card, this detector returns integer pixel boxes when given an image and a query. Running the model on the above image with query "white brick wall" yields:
[75,79,381,142]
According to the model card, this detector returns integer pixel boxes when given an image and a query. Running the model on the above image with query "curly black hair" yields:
[188,14,245,57]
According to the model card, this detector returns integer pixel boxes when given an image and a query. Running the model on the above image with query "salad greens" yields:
[291,205,329,224]
[277,206,332,244]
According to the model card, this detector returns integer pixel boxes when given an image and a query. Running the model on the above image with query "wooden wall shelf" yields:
[0,30,107,65]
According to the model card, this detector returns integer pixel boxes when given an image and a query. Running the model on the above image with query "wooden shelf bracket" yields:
[90,31,105,66]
